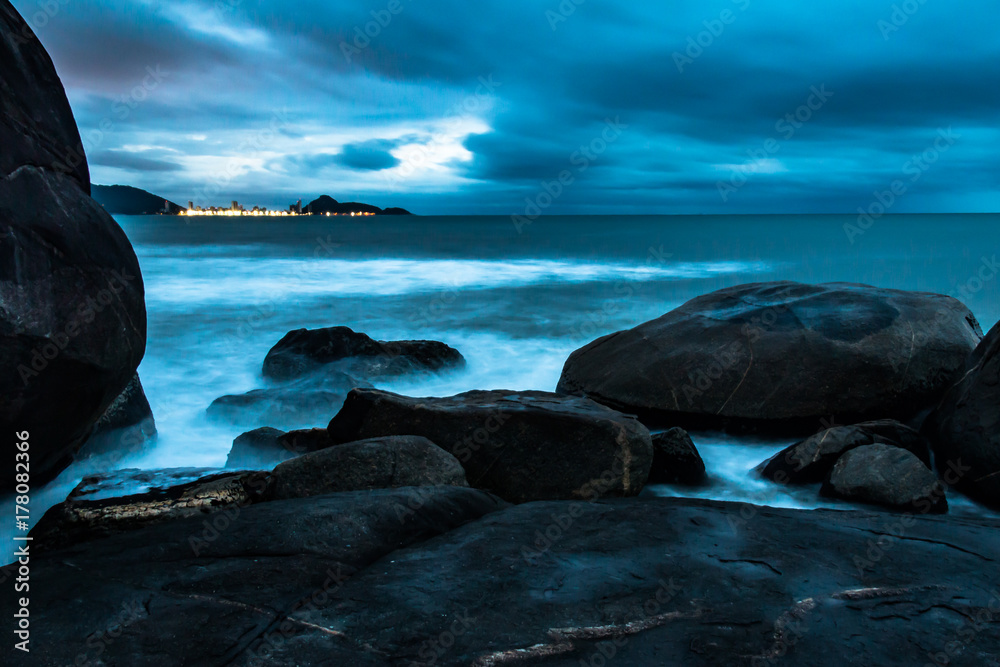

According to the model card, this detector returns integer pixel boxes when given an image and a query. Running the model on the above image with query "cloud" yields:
[334,139,401,171]
[89,150,183,173]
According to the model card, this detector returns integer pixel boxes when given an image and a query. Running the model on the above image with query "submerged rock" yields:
[262,326,464,381]
[0,2,146,489]
[327,388,653,503]
[557,282,981,433]
[208,371,371,430]
[821,444,947,513]
[648,428,706,485]
[30,468,270,549]
[268,436,467,500]
[226,427,290,469]
[755,420,932,485]
[923,320,1000,508]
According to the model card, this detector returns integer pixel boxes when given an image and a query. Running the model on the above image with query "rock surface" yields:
[262,326,464,381]
[822,444,947,513]
[648,428,706,485]
[226,427,292,469]
[924,320,1000,507]
[7,495,999,666]
[30,468,270,549]
[557,282,981,433]
[268,436,468,500]
[327,388,653,503]
[756,420,932,485]
[0,2,146,488]
[208,371,370,430]
[76,373,157,464]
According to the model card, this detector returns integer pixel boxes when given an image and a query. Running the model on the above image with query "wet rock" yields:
[1,1,146,488]
[327,388,653,503]
[648,428,706,485]
[76,373,157,465]
[821,444,947,513]
[268,436,467,500]
[923,320,1000,507]
[262,326,464,381]
[557,282,981,433]
[226,427,291,469]
[30,468,270,549]
[755,420,932,485]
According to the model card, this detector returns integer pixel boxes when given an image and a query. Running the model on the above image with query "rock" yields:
[226,427,291,469]
[756,420,932,484]
[208,376,368,431]
[268,436,467,500]
[923,320,1000,508]
[0,3,146,489]
[30,468,270,549]
[327,388,653,503]
[262,326,464,382]
[75,373,157,465]
[557,282,981,433]
[821,444,947,513]
[648,428,706,485]
[11,495,1000,666]
[227,428,336,470]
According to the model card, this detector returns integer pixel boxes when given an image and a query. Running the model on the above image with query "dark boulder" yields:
[821,444,947,513]
[262,326,464,382]
[327,388,653,503]
[268,436,467,500]
[208,371,370,430]
[226,427,291,469]
[756,420,932,485]
[1,3,146,489]
[557,282,981,433]
[648,428,706,485]
[30,468,270,549]
[923,320,1000,507]
[76,373,156,465]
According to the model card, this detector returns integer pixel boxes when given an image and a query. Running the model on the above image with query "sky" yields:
[13,0,1000,215]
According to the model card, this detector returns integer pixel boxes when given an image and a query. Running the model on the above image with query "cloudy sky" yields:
[14,0,1000,214]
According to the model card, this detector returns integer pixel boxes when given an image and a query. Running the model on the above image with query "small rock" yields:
[821,444,947,513]
[648,428,706,485]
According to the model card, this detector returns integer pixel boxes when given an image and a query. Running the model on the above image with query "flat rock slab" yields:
[327,388,653,503]
[6,495,999,666]
[557,282,982,433]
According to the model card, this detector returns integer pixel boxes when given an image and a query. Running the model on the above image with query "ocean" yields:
[5,213,1000,561]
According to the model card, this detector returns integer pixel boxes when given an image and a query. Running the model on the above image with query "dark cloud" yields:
[10,0,998,213]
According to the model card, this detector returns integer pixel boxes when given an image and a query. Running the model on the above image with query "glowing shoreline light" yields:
[178,201,379,217]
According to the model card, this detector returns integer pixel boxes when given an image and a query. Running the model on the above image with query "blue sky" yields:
[14,0,1000,214]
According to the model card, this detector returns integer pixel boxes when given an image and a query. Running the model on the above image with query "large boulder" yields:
[262,326,464,381]
[923,320,1000,507]
[557,282,981,433]
[756,420,932,485]
[648,428,707,485]
[327,388,653,503]
[821,444,947,513]
[30,468,270,549]
[0,2,146,489]
[268,436,468,500]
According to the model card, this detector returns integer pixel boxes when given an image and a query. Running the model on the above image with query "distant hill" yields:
[92,185,185,215]
[303,195,411,216]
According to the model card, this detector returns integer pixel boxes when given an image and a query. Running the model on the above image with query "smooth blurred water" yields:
[5,213,999,562]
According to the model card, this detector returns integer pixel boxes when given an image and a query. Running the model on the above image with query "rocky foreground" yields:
[5,488,999,666]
